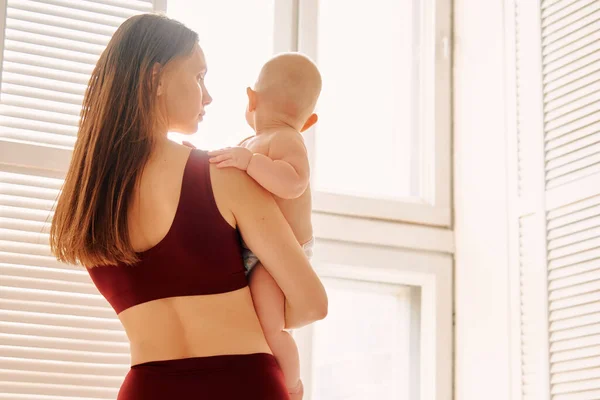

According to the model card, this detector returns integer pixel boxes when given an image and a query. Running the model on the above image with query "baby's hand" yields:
[208,147,253,170]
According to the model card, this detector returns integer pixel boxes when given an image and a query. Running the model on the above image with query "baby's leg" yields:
[249,263,303,395]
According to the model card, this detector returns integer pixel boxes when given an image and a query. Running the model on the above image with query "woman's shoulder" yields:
[210,161,257,195]
[209,159,273,217]
[175,140,271,209]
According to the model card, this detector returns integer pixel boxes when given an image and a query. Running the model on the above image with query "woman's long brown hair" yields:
[50,14,198,267]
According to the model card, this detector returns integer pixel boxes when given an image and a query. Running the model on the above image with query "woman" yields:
[50,14,327,399]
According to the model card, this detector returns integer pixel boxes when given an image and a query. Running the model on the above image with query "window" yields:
[310,279,417,400]
[299,0,452,225]
[166,0,276,150]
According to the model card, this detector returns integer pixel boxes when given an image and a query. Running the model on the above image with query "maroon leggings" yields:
[118,353,289,399]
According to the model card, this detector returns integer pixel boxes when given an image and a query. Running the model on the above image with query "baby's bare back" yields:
[241,133,313,244]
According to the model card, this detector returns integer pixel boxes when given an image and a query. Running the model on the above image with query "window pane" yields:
[311,279,414,400]
[313,0,420,199]
[167,1,275,149]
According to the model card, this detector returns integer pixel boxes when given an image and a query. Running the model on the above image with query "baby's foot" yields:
[288,379,304,400]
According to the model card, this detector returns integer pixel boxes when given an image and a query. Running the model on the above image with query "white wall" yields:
[453,0,513,399]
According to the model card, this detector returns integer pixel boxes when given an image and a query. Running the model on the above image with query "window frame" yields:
[297,0,452,227]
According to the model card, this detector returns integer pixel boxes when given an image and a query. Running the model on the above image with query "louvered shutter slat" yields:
[542,0,578,14]
[0,369,122,393]
[6,38,100,64]
[2,70,88,99]
[3,57,93,82]
[85,0,154,13]
[551,334,600,354]
[7,7,116,37]
[1,114,78,137]
[2,94,82,117]
[542,3,600,43]
[6,16,111,46]
[542,0,598,26]
[552,345,600,363]
[543,18,600,59]
[545,79,600,112]
[10,0,125,28]
[6,28,106,56]
[0,333,128,353]
[2,84,83,106]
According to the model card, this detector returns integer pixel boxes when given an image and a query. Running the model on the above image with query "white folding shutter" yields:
[0,1,156,399]
[542,0,600,398]
[515,1,600,400]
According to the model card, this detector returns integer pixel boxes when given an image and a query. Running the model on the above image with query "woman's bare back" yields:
[120,140,271,365]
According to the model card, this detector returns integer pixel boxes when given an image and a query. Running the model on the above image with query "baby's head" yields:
[246,53,322,132]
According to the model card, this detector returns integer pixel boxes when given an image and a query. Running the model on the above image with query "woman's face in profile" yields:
[160,44,212,134]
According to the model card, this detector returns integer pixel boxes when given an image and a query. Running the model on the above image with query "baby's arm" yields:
[208,133,309,199]
[247,133,309,199]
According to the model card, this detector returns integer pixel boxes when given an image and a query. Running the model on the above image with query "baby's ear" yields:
[246,87,257,111]
[300,113,318,132]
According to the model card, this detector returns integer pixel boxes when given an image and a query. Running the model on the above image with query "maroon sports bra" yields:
[87,149,248,314]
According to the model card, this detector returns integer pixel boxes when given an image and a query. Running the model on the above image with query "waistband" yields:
[130,353,277,374]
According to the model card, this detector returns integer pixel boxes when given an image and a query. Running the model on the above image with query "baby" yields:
[208,53,322,399]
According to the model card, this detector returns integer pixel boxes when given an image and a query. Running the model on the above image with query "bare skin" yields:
[209,53,322,247]
[208,53,323,399]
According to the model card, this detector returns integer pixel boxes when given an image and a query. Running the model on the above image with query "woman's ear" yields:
[300,113,318,132]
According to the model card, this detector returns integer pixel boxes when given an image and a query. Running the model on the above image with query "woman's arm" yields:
[213,167,327,329]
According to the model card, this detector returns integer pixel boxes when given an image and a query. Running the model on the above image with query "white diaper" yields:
[242,237,315,274]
